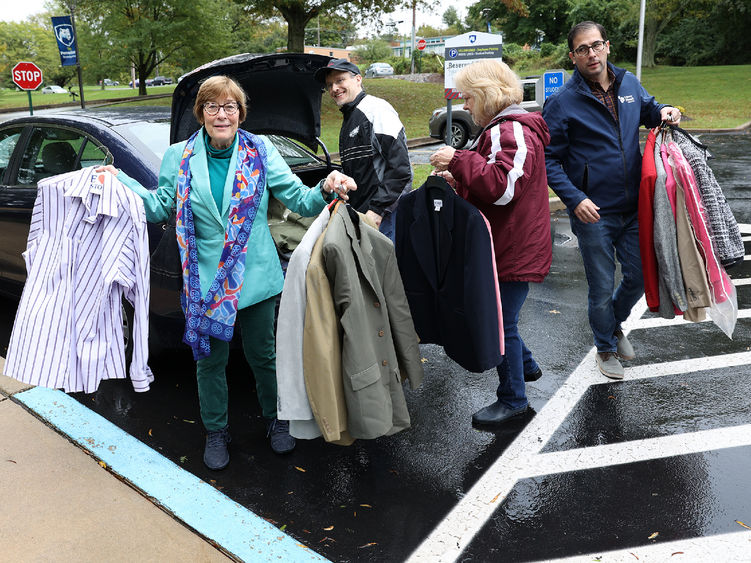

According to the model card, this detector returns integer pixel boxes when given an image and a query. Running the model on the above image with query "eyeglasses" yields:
[203,102,239,116]
[572,40,607,57]
[324,76,350,92]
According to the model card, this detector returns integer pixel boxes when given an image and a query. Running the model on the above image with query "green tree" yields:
[0,19,76,90]
[74,0,231,95]
[304,14,357,48]
[244,0,402,53]
[467,0,569,45]
[353,39,392,64]
[441,6,466,35]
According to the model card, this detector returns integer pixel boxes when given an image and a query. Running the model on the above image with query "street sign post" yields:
[12,61,43,116]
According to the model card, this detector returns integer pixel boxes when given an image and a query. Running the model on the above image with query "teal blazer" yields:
[118,129,327,309]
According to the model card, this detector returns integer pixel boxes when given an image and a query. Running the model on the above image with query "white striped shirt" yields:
[4,167,153,393]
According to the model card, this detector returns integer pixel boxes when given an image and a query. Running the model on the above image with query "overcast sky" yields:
[2,0,477,39]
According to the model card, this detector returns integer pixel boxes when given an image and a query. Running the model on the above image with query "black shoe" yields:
[524,367,543,382]
[203,425,230,470]
[472,401,528,426]
[266,418,296,454]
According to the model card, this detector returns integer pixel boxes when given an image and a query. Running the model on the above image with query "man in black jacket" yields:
[315,59,412,240]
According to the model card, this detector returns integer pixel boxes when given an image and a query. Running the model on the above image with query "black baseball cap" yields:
[314,58,361,84]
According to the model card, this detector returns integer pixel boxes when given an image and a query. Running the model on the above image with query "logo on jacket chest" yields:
[618,95,635,104]
[348,125,360,138]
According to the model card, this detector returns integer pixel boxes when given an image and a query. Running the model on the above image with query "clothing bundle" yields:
[275,200,424,445]
[639,125,742,337]
[394,176,505,372]
[4,167,153,393]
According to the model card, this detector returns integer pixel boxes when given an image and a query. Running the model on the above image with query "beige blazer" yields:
[303,203,354,445]
[675,181,711,322]
[320,204,424,439]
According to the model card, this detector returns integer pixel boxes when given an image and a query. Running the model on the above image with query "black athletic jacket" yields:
[338,91,412,215]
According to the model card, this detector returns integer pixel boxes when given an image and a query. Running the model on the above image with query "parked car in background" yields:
[41,85,67,94]
[152,76,173,86]
[128,78,155,87]
[428,77,541,148]
[364,63,394,78]
[102,78,120,86]
[0,53,337,353]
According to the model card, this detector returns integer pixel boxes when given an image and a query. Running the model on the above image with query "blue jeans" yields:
[570,211,643,353]
[496,281,532,410]
[379,208,396,242]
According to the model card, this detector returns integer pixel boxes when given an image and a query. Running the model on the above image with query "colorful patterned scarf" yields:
[175,128,266,360]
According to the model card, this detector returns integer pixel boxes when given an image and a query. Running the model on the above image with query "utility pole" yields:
[636,0,646,80]
[410,0,416,74]
[67,0,85,109]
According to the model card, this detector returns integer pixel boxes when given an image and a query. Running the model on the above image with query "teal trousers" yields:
[195,297,277,431]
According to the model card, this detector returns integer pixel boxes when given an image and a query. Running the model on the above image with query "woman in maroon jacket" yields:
[430,60,552,426]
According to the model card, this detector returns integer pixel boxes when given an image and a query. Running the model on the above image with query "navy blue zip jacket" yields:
[543,62,665,215]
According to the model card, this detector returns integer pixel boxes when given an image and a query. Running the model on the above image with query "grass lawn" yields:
[0,85,175,109]
[5,64,747,148]
[623,64,751,129]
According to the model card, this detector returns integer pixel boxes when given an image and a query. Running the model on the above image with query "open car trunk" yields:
[171,53,332,151]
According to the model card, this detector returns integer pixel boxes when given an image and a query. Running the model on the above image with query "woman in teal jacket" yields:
[100,75,356,470]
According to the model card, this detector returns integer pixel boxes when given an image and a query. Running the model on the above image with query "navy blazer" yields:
[395,177,502,373]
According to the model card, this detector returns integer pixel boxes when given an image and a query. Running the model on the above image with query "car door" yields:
[0,124,109,292]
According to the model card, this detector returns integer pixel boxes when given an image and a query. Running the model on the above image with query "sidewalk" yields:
[0,367,232,563]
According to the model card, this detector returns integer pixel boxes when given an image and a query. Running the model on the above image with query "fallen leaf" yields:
[421,357,427,363]
[490,492,502,503]
[98,461,107,468]
[319,536,335,543]
[608,395,616,400]
[179,456,187,463]
[549,309,561,314]
[648,532,659,539]
[183,419,195,424]
[148,428,153,436]
[210,480,216,484]
[354,511,357,517]
[736,520,751,530]
[295,466,306,472]
[358,543,377,549]
[288,491,294,495]
[629,553,639,560]
[280,524,287,531]
[303,529,311,534]
[6,459,17,464]
[323,526,334,531]
[360,504,372,508]
[671,553,684,556]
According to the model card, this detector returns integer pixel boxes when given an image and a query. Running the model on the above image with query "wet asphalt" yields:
[2,130,750,561]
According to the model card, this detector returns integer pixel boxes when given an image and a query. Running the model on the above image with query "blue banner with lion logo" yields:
[51,16,78,66]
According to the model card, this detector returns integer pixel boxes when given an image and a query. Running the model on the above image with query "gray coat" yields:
[322,204,424,439]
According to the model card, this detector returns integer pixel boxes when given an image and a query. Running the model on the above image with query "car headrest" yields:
[41,142,77,175]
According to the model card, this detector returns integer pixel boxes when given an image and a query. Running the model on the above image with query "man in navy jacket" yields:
[544,21,681,379]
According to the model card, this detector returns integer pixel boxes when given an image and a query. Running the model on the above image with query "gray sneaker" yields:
[615,330,635,360]
[596,352,624,379]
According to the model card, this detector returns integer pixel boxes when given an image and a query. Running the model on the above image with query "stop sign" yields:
[417,38,427,51]
[12,61,43,91]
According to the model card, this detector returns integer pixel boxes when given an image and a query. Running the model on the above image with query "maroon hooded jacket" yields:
[448,105,552,282]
